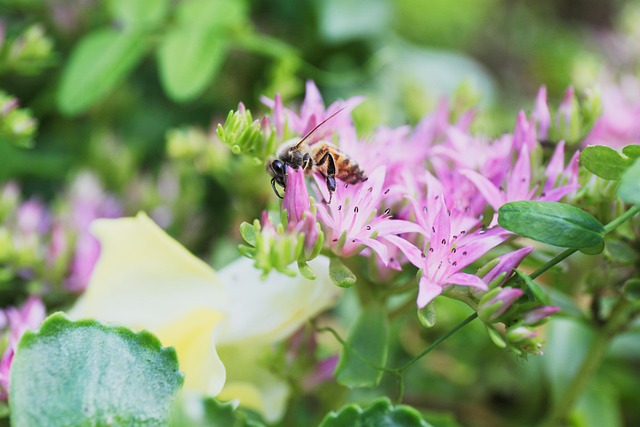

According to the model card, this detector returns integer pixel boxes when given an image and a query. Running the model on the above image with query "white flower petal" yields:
[215,256,341,345]
[68,212,228,330]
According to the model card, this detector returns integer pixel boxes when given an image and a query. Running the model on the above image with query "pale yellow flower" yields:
[68,212,341,422]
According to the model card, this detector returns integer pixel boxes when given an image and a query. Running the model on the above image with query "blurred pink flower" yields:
[583,76,640,149]
[262,81,362,139]
[461,143,579,223]
[0,296,46,400]
[66,173,123,291]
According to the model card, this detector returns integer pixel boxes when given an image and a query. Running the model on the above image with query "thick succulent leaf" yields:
[319,397,433,427]
[334,305,388,388]
[329,257,357,288]
[10,313,183,427]
[498,201,604,248]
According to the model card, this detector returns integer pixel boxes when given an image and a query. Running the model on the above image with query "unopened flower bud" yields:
[522,306,560,326]
[478,288,524,323]
[505,325,537,343]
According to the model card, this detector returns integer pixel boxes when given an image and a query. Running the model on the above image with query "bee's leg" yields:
[271,177,284,199]
[316,151,337,203]
[302,153,313,171]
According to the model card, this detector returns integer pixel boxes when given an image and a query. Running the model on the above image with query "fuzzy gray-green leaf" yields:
[10,313,183,427]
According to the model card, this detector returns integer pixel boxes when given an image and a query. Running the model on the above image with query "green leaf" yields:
[175,0,246,28]
[57,29,148,115]
[329,257,357,288]
[580,145,632,180]
[619,158,640,205]
[170,394,266,427]
[622,144,640,159]
[10,313,183,427]
[157,0,247,102]
[107,0,169,28]
[498,201,604,248]
[515,270,549,305]
[157,27,228,102]
[319,397,432,427]
[579,240,605,255]
[334,305,388,388]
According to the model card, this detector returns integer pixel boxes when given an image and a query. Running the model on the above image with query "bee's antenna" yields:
[293,106,348,149]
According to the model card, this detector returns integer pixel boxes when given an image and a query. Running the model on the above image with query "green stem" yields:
[603,204,640,233]
[530,248,577,280]
[397,313,478,372]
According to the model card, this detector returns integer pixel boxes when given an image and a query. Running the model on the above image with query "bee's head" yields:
[266,158,287,198]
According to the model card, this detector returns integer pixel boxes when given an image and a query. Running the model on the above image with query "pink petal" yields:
[534,86,551,140]
[508,145,531,201]
[283,166,310,224]
[370,219,425,236]
[356,237,389,264]
[383,234,424,268]
[448,272,488,290]
[454,232,507,270]
[539,184,580,202]
[460,169,505,210]
[417,276,443,308]
[544,141,566,191]
[430,203,451,255]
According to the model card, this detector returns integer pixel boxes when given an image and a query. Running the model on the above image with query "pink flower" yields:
[0,296,46,400]
[403,200,507,308]
[16,199,49,236]
[313,166,423,265]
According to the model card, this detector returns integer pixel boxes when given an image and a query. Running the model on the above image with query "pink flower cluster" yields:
[0,173,122,292]
[264,82,579,311]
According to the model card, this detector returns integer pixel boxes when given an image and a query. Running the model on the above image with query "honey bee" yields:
[266,108,366,203]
